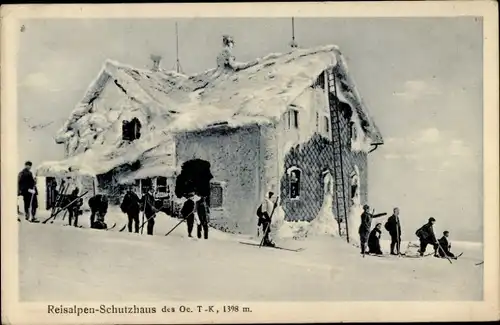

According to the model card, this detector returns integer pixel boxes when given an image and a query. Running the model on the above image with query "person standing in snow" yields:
[385,207,402,255]
[358,204,387,255]
[17,161,39,222]
[67,188,83,227]
[141,187,157,236]
[437,230,457,259]
[260,191,278,247]
[368,223,383,255]
[196,196,210,239]
[88,194,108,229]
[415,217,438,257]
[120,188,141,233]
[181,192,196,237]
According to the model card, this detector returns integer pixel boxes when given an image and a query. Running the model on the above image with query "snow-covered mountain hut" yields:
[37,42,383,241]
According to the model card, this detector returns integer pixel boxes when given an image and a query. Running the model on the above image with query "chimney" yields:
[150,54,162,72]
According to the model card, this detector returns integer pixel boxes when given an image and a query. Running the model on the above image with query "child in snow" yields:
[415,217,438,257]
[437,231,457,259]
[18,161,39,222]
[196,196,210,239]
[368,223,383,255]
[181,192,196,237]
[358,204,387,254]
[88,194,108,229]
[67,188,83,227]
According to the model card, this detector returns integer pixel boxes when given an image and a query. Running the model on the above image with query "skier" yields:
[141,187,157,236]
[88,194,108,229]
[196,196,210,239]
[120,188,141,233]
[415,217,438,257]
[67,188,83,227]
[358,204,387,255]
[385,207,402,255]
[437,230,457,259]
[368,223,383,255]
[17,161,39,222]
[181,192,196,237]
[260,191,277,247]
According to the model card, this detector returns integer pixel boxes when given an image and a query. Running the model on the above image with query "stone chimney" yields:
[150,54,162,72]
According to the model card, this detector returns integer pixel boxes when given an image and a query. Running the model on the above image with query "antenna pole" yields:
[175,22,180,73]
[290,17,298,49]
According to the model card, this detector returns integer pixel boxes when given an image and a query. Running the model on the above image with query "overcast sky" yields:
[17,17,483,241]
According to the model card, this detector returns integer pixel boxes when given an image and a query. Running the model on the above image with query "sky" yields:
[17,17,483,241]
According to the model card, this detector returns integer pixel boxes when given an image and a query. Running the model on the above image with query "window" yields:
[210,182,224,208]
[324,116,330,133]
[122,117,142,141]
[313,73,325,89]
[350,121,357,142]
[287,109,299,129]
[140,178,152,195]
[156,176,168,194]
[287,167,301,200]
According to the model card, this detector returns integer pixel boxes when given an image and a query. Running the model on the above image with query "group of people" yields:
[120,186,210,239]
[358,204,457,259]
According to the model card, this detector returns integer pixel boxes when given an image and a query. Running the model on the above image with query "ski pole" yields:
[165,218,186,237]
[435,240,453,264]
[42,191,88,224]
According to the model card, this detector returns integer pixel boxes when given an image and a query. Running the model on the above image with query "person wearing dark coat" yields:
[437,231,456,259]
[415,217,438,256]
[88,194,108,229]
[368,223,383,255]
[120,189,141,233]
[358,204,387,254]
[181,193,196,237]
[141,188,157,235]
[67,188,83,227]
[196,196,210,239]
[385,207,402,255]
[18,161,39,222]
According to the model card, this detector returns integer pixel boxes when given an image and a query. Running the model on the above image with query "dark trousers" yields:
[127,211,140,233]
[90,209,97,227]
[22,193,37,220]
[419,239,438,255]
[68,208,79,227]
[146,216,155,236]
[197,213,209,239]
[437,247,455,258]
[359,231,369,254]
[186,213,195,236]
[260,213,272,245]
[390,233,401,254]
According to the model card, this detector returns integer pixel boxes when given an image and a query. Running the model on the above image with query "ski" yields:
[106,223,117,231]
[239,241,304,252]
[119,224,127,232]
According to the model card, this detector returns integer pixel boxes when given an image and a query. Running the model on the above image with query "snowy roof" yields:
[43,44,382,179]
[162,44,383,145]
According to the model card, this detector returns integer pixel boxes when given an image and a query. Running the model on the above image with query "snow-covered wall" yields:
[175,125,262,235]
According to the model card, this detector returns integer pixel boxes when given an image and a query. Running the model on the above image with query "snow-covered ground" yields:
[19,208,483,302]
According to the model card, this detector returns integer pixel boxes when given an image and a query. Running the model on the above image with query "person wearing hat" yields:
[259,191,278,247]
[368,223,383,255]
[415,217,438,257]
[120,186,141,233]
[358,204,387,255]
[17,161,39,222]
[437,230,457,259]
